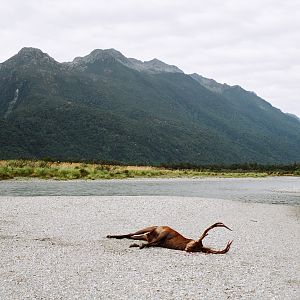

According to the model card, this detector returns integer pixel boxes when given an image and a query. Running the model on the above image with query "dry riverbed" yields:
[0,196,299,299]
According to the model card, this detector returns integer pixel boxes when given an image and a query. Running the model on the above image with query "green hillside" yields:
[0,47,299,164]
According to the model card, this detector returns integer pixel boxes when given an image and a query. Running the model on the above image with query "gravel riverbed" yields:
[0,196,299,299]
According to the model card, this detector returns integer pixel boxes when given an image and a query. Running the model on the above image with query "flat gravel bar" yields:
[0,196,299,299]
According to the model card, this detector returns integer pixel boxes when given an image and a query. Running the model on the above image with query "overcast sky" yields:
[1,0,300,116]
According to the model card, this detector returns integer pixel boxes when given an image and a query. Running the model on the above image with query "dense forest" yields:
[1,47,300,164]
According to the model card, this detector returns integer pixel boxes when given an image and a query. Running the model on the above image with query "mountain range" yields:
[0,47,299,164]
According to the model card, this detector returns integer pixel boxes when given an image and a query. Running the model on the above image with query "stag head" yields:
[185,222,233,253]
[184,240,203,252]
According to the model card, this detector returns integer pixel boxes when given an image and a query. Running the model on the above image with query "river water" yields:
[0,177,299,205]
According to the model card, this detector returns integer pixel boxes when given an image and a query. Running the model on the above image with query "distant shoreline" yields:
[1,175,298,182]
[2,176,299,205]
[1,159,299,180]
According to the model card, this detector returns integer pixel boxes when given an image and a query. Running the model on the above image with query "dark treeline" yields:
[159,162,300,173]
[10,158,300,174]
[41,157,126,166]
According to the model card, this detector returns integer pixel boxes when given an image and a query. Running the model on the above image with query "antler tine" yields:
[202,240,233,254]
[218,223,232,231]
[198,222,232,241]
[221,240,233,253]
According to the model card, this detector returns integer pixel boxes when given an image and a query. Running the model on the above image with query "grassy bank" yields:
[1,160,299,180]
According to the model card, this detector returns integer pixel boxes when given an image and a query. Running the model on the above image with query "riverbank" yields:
[1,176,300,205]
[1,160,299,180]
[0,196,299,299]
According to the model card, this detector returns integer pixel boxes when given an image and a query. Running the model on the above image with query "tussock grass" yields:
[0,159,298,180]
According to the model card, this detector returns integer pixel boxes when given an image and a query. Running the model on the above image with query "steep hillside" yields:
[0,47,299,164]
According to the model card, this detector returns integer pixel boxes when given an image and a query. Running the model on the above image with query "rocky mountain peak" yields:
[190,73,230,94]
[18,47,55,62]
[142,58,183,74]
[18,47,46,57]
[70,49,183,74]
[72,48,129,66]
[3,47,57,68]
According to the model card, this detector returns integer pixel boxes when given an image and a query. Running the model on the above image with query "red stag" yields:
[107,222,233,254]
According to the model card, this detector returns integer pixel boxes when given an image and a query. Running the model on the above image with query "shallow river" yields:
[0,177,299,205]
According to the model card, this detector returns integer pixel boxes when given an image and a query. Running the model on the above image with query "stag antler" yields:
[198,222,232,242]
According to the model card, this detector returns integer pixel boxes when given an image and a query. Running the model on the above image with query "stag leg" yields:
[138,231,169,249]
[107,226,157,239]
[129,243,140,247]
[128,235,148,241]
[139,240,161,249]
[198,222,232,241]
[201,240,233,254]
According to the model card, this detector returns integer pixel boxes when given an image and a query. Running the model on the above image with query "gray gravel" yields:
[0,196,299,299]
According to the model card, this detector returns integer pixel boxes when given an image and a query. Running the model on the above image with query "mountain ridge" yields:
[0,47,299,164]
[64,48,183,74]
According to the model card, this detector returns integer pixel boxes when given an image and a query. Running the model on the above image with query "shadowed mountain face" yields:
[0,47,299,164]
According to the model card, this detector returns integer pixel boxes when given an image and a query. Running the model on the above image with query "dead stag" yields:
[107,222,233,254]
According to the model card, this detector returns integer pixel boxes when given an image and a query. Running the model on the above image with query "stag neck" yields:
[167,237,193,251]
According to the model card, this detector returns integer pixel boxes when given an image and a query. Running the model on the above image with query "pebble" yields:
[0,196,299,299]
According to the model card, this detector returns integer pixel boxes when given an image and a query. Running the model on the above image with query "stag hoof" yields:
[129,243,140,248]
[106,235,112,238]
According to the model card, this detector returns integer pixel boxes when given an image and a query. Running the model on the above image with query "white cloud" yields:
[1,0,299,116]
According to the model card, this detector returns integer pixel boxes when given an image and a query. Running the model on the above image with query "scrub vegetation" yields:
[0,160,299,180]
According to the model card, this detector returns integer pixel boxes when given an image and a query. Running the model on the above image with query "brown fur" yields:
[107,222,233,254]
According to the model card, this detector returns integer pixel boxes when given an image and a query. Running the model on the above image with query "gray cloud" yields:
[1,0,300,116]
